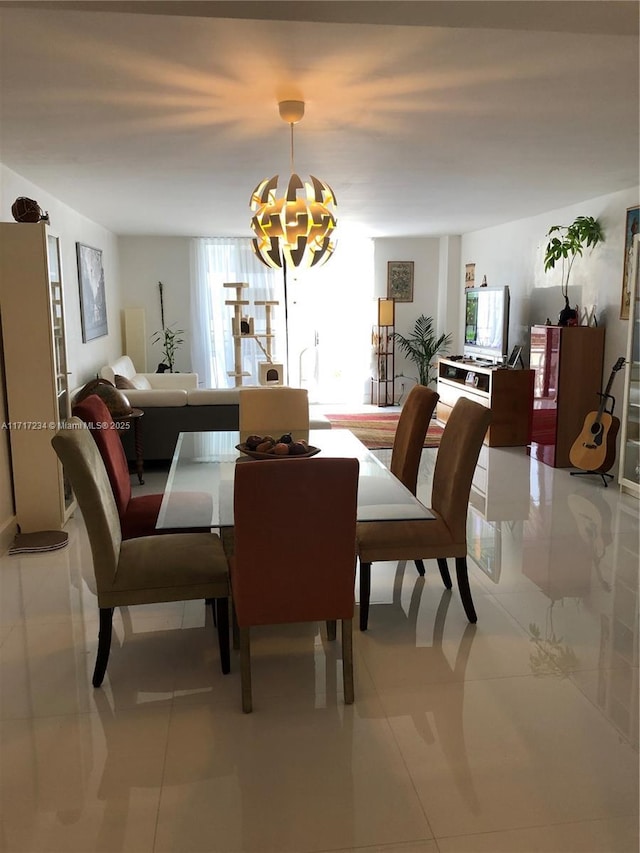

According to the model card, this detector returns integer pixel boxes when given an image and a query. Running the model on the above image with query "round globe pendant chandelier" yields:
[250,100,337,269]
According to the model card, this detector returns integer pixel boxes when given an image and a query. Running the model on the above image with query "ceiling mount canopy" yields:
[250,100,337,270]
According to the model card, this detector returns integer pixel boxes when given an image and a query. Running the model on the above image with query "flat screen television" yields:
[463,285,510,362]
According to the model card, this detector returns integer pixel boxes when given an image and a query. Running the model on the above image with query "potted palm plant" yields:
[544,215,604,325]
[394,314,452,387]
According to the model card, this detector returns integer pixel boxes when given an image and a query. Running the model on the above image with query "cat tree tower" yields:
[224,282,283,386]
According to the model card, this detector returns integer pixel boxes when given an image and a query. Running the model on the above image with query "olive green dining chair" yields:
[52,419,231,687]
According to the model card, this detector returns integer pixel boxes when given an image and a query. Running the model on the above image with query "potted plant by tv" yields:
[394,314,452,387]
[544,215,604,326]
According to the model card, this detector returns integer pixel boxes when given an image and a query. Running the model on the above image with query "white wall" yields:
[0,164,123,547]
[0,165,123,385]
[374,237,450,395]
[118,236,192,373]
[460,186,639,376]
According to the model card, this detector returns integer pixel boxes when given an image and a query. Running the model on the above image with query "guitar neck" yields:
[595,358,625,421]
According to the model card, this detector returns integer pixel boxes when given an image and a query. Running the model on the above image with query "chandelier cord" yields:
[289,122,295,174]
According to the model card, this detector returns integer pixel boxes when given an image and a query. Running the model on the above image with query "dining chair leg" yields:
[437,558,453,589]
[93,607,114,688]
[342,618,354,705]
[359,561,371,631]
[455,556,477,623]
[214,598,230,674]
[326,619,337,641]
[414,559,426,576]
[239,627,252,713]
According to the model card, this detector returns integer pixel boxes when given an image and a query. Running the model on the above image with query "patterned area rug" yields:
[324,412,443,450]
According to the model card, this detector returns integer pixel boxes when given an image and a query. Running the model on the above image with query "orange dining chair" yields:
[73,394,212,539]
[231,457,359,712]
[389,384,440,497]
[51,419,230,686]
[357,397,491,630]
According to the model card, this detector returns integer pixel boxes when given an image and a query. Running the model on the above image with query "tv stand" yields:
[437,358,534,447]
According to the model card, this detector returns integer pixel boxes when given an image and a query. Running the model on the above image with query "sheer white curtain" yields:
[190,237,282,388]
[288,235,374,403]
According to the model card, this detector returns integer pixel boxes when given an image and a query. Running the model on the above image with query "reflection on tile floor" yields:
[0,446,638,852]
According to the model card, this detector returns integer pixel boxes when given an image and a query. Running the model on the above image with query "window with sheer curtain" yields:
[190,235,374,401]
[190,237,283,388]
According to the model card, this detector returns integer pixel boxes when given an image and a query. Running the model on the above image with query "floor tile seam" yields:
[562,670,640,753]
[477,585,565,647]
[372,669,604,704]
[313,834,438,853]
[429,810,640,843]
[377,682,439,844]
[0,614,96,630]
[346,645,439,843]
[0,706,95,725]
[0,623,18,650]
[152,695,176,852]
[479,593,637,683]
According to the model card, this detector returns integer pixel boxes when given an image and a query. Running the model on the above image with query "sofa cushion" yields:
[123,389,188,407]
[114,374,137,390]
[130,374,152,390]
[101,355,137,385]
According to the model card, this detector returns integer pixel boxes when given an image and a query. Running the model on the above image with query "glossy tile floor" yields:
[1,444,638,853]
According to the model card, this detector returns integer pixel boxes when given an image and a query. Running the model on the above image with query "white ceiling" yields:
[0,2,638,238]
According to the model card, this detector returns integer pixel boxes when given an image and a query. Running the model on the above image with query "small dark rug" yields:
[325,412,443,450]
[9,530,69,555]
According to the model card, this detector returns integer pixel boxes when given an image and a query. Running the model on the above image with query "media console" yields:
[436,358,534,447]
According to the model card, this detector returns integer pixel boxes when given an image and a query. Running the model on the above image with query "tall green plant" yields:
[151,323,184,372]
[394,315,452,387]
[151,281,184,372]
[544,215,604,301]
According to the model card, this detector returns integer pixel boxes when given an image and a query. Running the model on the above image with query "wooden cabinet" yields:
[529,325,605,468]
[370,298,395,407]
[0,222,76,532]
[619,233,640,497]
[436,358,534,446]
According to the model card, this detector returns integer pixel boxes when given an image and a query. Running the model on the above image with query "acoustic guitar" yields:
[569,357,625,473]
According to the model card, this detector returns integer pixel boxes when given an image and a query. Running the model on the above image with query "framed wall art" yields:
[620,205,639,319]
[387,261,414,303]
[465,263,476,289]
[76,242,108,342]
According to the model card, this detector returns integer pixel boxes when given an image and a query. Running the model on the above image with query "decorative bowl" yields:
[235,443,321,460]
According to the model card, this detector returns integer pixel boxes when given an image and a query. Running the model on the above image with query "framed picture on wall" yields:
[620,205,640,319]
[465,263,476,289]
[76,243,108,342]
[387,261,414,303]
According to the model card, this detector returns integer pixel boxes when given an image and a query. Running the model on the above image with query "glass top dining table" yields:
[156,429,434,530]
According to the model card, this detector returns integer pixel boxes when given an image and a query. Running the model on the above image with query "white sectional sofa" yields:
[89,356,330,462]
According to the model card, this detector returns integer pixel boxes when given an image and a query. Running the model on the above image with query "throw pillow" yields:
[114,374,136,390]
